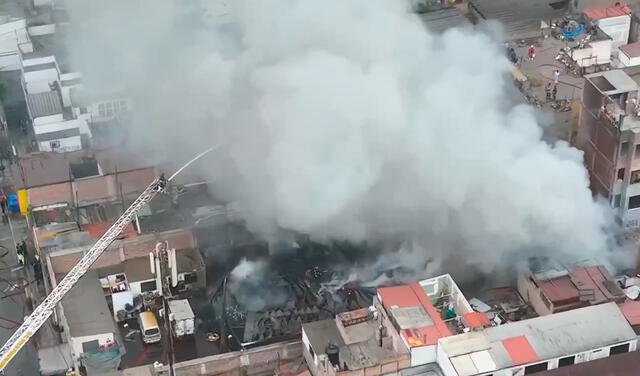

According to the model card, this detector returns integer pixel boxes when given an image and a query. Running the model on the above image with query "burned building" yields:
[518,257,625,316]
[575,69,640,229]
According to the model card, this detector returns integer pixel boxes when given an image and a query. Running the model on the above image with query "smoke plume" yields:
[63,0,619,279]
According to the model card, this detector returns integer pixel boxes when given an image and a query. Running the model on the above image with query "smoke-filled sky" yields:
[64,0,619,275]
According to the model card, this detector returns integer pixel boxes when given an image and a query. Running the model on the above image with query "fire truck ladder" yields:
[0,176,167,371]
[0,144,217,373]
[0,175,167,372]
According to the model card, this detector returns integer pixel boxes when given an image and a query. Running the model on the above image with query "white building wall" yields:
[25,72,59,94]
[38,135,82,152]
[22,56,56,67]
[436,342,456,376]
[129,279,157,296]
[410,345,436,366]
[599,15,631,49]
[87,98,132,122]
[33,0,53,7]
[572,40,611,67]
[516,272,554,316]
[0,18,29,71]
[27,24,56,36]
[34,119,91,136]
[33,113,64,125]
[618,50,640,67]
[70,332,114,360]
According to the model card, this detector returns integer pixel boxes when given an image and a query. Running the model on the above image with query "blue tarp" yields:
[562,23,585,39]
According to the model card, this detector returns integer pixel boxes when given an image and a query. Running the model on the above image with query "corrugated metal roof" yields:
[486,303,636,360]
[539,276,579,304]
[618,300,640,327]
[584,4,631,20]
[26,91,62,118]
[463,312,490,329]
[537,265,624,306]
[440,303,636,371]
[378,285,421,308]
[19,148,154,189]
[469,0,565,40]
[50,229,196,274]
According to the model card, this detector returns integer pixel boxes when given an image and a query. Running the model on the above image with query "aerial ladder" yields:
[0,144,217,373]
[0,175,167,372]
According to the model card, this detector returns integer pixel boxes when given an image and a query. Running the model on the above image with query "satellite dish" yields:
[625,285,640,300]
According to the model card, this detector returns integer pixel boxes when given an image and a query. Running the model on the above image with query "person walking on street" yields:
[545,83,552,101]
[0,193,7,215]
[552,85,558,101]
[554,69,561,84]
[528,45,536,61]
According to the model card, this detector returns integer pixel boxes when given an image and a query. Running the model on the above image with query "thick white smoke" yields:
[64,0,617,276]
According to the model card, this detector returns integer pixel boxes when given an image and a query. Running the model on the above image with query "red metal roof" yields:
[584,4,631,20]
[539,276,579,305]
[378,285,421,308]
[502,335,539,366]
[377,282,452,347]
[539,265,620,306]
[463,311,490,329]
[619,301,640,327]
[410,283,452,343]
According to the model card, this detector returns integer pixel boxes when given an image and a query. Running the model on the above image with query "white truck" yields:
[167,299,195,338]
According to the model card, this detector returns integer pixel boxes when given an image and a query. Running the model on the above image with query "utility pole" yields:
[150,241,178,376]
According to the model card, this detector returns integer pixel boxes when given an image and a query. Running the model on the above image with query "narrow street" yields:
[0,68,42,375]
[0,215,39,376]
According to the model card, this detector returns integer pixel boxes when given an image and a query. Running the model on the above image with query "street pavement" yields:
[0,70,44,376]
[510,36,586,142]
[0,214,39,376]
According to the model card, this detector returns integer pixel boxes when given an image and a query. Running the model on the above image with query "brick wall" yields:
[154,340,302,376]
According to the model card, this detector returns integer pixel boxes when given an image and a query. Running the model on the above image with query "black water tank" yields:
[326,342,339,368]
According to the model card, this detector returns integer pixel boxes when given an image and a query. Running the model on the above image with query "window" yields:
[145,328,160,336]
[140,280,156,292]
[621,142,630,156]
[632,170,640,184]
[558,355,575,367]
[82,339,100,352]
[610,343,630,355]
[524,362,548,374]
[615,194,622,208]
[183,273,197,284]
[629,195,640,209]
[618,168,626,180]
